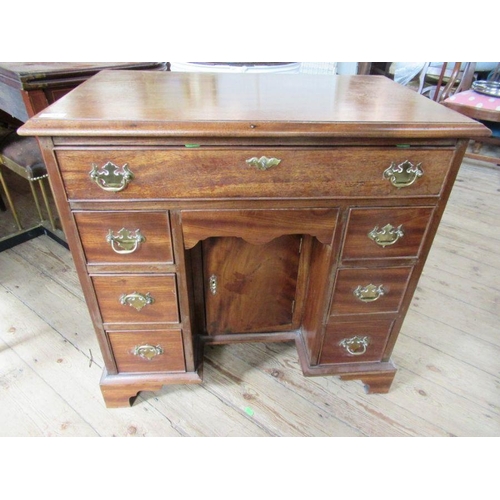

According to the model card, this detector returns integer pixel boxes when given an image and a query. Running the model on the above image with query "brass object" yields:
[209,275,218,295]
[368,224,404,247]
[353,284,386,302]
[106,228,145,254]
[89,161,134,192]
[133,344,163,360]
[120,292,154,311]
[339,335,370,356]
[383,160,423,188]
[245,156,282,171]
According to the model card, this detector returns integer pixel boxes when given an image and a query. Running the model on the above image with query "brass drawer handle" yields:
[368,223,404,247]
[383,160,423,188]
[106,228,145,254]
[339,335,370,356]
[133,344,163,360]
[353,284,386,302]
[245,156,282,171]
[120,292,154,311]
[89,161,134,192]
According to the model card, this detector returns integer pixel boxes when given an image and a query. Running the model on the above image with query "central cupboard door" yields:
[180,207,339,336]
[203,235,302,335]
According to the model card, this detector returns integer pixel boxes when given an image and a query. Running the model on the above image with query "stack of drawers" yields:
[73,210,186,375]
[322,205,435,365]
[316,147,452,368]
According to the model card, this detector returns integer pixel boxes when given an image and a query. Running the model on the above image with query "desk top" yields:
[19,70,489,140]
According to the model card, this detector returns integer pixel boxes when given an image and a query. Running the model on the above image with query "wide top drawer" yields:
[55,148,455,200]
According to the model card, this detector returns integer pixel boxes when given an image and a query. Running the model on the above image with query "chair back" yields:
[418,62,476,102]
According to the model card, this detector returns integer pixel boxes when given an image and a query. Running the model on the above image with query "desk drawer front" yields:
[330,267,413,316]
[181,208,338,249]
[92,275,179,324]
[320,319,394,364]
[56,148,453,200]
[74,211,173,265]
[342,206,435,260]
[108,329,186,373]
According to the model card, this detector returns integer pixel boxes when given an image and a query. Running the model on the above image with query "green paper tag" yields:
[244,407,254,416]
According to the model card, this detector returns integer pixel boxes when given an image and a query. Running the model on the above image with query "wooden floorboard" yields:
[1,157,499,436]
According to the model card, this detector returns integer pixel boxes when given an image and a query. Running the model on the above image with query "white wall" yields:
[336,62,358,75]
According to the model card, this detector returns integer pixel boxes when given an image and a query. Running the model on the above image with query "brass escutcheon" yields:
[120,292,154,311]
[209,275,218,295]
[245,156,282,171]
[383,160,423,188]
[368,223,404,247]
[133,344,163,360]
[353,284,386,302]
[106,228,145,254]
[89,161,134,192]
[339,335,370,356]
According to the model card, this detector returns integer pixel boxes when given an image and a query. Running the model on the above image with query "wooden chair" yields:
[0,125,22,229]
[418,62,476,102]
[0,125,56,231]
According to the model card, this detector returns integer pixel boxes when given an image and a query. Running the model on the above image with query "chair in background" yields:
[0,125,22,230]
[0,125,56,231]
[417,62,477,102]
[441,64,500,166]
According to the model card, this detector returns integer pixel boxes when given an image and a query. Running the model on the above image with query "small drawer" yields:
[342,206,435,260]
[55,148,453,200]
[74,211,173,265]
[330,267,413,316]
[319,319,394,365]
[92,274,179,324]
[181,208,339,249]
[108,329,185,373]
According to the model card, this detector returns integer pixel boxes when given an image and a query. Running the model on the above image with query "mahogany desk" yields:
[19,71,488,407]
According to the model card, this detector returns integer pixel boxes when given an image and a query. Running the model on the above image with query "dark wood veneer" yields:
[108,329,185,374]
[329,267,413,316]
[55,148,455,201]
[92,274,179,324]
[341,207,435,260]
[74,211,173,265]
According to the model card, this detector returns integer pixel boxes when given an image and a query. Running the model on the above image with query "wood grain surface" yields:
[181,208,338,248]
[91,274,179,324]
[18,72,489,138]
[341,206,435,260]
[108,329,185,374]
[54,148,456,201]
[203,235,301,334]
[329,266,413,315]
[74,210,173,265]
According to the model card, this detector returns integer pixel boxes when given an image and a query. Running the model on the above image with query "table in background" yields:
[443,89,500,165]
[0,63,167,247]
[0,62,167,123]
